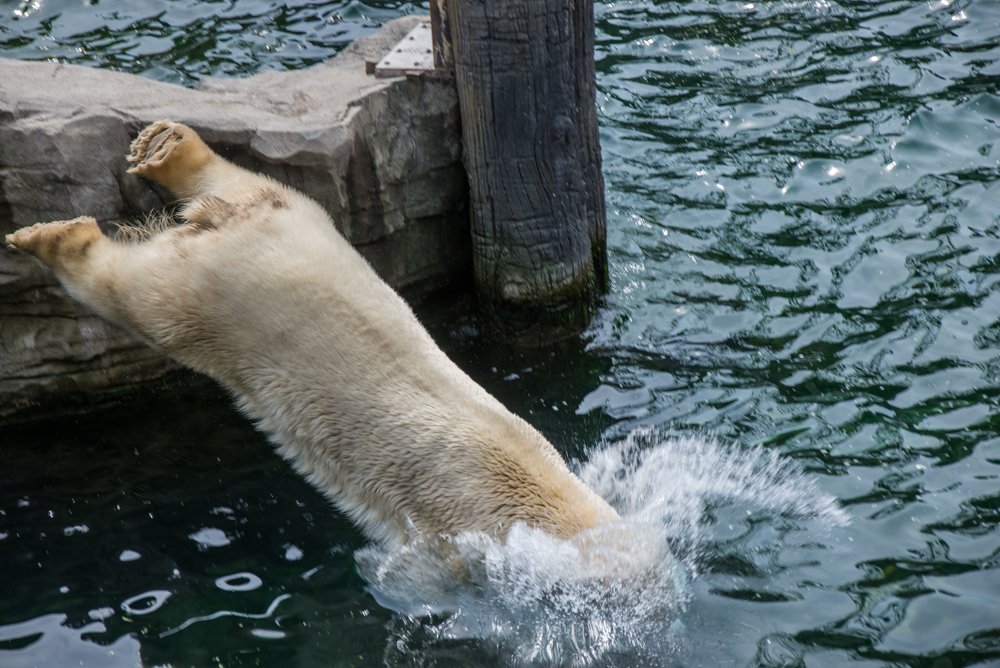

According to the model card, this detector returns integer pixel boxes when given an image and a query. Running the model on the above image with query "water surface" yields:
[0,0,424,84]
[2,0,1000,666]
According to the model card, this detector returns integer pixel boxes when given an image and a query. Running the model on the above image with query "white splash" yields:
[357,428,846,665]
[578,429,847,569]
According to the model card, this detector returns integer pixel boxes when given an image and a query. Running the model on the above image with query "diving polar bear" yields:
[6,120,619,549]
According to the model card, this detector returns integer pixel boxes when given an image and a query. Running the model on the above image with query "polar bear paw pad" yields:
[5,216,101,265]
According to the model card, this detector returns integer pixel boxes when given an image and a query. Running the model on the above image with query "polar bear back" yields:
[7,119,618,548]
[108,184,613,545]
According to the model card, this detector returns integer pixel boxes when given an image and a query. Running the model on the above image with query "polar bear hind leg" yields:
[128,119,228,200]
[5,120,286,339]
[4,216,137,331]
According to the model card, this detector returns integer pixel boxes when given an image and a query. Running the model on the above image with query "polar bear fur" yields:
[6,120,618,548]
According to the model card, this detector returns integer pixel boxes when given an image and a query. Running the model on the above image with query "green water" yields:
[2,0,1000,666]
[0,0,425,84]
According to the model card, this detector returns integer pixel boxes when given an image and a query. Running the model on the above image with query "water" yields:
[356,432,844,665]
[0,0,425,85]
[2,0,1000,666]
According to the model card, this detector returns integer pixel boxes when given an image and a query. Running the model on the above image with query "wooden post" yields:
[573,0,608,292]
[430,0,453,71]
[442,0,606,344]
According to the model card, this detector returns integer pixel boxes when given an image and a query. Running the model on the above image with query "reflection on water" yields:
[587,0,1000,665]
[0,613,143,668]
[2,0,1000,666]
[0,0,424,85]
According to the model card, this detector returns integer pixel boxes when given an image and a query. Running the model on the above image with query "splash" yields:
[577,428,848,570]
[357,429,846,666]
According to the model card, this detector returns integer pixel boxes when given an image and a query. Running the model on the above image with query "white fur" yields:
[6,121,618,547]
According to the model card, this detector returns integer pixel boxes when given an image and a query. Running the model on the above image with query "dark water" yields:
[2,0,1000,666]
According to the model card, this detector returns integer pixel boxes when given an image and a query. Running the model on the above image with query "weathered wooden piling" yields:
[438,0,607,343]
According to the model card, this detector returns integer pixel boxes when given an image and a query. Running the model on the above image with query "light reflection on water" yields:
[0,0,425,85]
[2,0,1000,666]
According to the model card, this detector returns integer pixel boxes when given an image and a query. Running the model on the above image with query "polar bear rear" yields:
[6,120,618,547]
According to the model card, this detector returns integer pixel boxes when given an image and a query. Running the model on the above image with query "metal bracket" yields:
[373,22,434,78]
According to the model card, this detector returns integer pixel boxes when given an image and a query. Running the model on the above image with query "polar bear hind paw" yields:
[127,120,215,198]
[4,216,102,267]
[128,120,183,172]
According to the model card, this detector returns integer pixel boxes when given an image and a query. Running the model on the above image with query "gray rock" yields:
[0,16,469,418]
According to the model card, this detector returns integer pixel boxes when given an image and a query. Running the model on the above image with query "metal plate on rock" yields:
[375,22,433,78]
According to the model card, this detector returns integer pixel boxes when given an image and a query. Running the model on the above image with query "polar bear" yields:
[6,120,619,548]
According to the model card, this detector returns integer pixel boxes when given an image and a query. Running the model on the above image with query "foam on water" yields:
[577,429,848,569]
[357,429,847,665]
